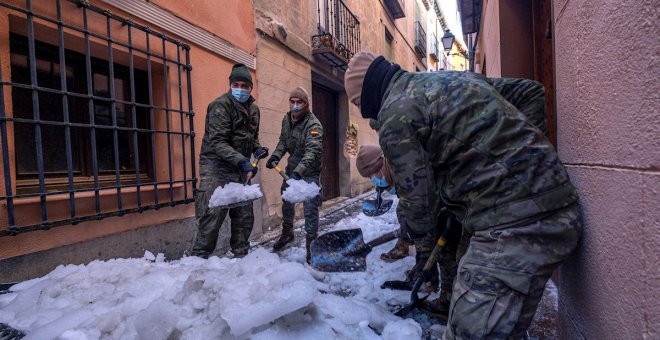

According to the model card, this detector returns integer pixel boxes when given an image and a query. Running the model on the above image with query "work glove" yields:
[291,172,302,180]
[239,158,258,177]
[266,155,280,169]
[254,146,269,160]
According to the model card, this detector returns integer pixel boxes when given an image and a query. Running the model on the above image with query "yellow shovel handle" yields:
[274,165,290,181]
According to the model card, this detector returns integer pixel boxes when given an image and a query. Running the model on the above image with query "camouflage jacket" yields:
[486,77,547,134]
[378,70,578,234]
[198,91,261,173]
[272,111,323,178]
[370,76,548,134]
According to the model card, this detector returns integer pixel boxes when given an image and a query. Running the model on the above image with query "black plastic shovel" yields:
[362,187,393,217]
[310,228,400,272]
[394,217,455,317]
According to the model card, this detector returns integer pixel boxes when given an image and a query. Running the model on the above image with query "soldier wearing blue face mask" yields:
[191,63,268,259]
[357,145,413,262]
[358,144,466,319]
[267,87,324,263]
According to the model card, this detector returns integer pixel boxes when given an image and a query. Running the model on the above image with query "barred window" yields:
[0,0,196,236]
[10,33,152,193]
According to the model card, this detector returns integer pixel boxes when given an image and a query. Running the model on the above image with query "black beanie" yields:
[229,63,253,87]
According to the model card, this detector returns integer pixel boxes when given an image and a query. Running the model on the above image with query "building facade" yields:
[216,0,441,238]
[459,0,659,338]
[0,0,440,282]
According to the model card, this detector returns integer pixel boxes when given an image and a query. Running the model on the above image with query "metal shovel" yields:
[213,158,261,209]
[310,228,400,272]
[362,187,394,217]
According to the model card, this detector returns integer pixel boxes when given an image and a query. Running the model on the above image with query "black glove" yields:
[291,172,302,180]
[254,146,269,160]
[266,155,280,169]
[239,158,258,176]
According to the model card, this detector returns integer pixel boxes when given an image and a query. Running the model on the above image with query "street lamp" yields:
[441,29,455,53]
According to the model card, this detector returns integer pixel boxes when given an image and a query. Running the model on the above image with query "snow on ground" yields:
[208,183,263,208]
[0,197,426,339]
[281,179,321,203]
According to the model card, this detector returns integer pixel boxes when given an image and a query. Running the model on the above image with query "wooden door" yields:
[533,0,556,146]
[311,84,339,200]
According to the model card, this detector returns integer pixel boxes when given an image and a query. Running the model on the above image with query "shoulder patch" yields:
[310,130,319,136]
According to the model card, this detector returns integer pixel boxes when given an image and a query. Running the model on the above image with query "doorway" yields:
[311,83,339,200]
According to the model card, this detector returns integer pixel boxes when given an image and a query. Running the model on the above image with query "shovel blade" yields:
[362,199,393,217]
[212,197,258,210]
[310,229,368,272]
[394,294,429,317]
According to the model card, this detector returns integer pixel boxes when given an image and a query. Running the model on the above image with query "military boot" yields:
[420,282,452,320]
[380,238,411,262]
[305,233,317,264]
[273,225,295,251]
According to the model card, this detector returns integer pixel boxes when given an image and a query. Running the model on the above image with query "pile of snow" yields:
[0,246,422,339]
[208,182,262,208]
[0,195,425,339]
[282,179,321,203]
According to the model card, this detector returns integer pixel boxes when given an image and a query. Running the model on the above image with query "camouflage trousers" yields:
[444,203,583,339]
[191,168,254,258]
[281,177,321,237]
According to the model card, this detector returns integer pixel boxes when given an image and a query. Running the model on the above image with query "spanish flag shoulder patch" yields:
[310,130,319,136]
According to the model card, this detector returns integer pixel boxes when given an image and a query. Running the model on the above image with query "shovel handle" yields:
[345,229,400,256]
[245,159,260,185]
[410,216,455,299]
[274,165,290,181]
[366,229,400,248]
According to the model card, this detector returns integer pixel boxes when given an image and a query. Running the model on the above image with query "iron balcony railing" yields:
[0,0,196,236]
[415,21,427,59]
[312,0,360,69]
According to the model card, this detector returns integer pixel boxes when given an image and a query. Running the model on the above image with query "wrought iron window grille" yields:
[0,0,197,236]
[414,21,427,59]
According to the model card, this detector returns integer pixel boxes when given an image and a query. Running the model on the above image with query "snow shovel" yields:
[394,217,455,317]
[213,158,261,210]
[273,164,290,181]
[362,187,393,217]
[310,228,400,272]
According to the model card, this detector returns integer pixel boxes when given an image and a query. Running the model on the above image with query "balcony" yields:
[383,0,405,19]
[414,21,427,59]
[429,33,439,62]
[312,0,360,70]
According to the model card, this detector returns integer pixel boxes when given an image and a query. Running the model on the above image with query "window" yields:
[384,26,394,60]
[0,0,196,235]
[10,33,151,193]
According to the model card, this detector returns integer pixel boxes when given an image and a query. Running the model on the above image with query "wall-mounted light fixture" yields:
[441,29,455,53]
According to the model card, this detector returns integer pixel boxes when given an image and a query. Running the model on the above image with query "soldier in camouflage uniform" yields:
[191,63,268,259]
[267,87,324,263]
[420,75,552,318]
[345,52,582,339]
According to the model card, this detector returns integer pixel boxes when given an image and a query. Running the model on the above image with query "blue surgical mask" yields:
[231,88,250,103]
[291,104,302,111]
[370,176,389,188]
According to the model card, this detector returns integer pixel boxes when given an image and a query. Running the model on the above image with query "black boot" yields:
[273,225,294,251]
[306,234,317,264]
